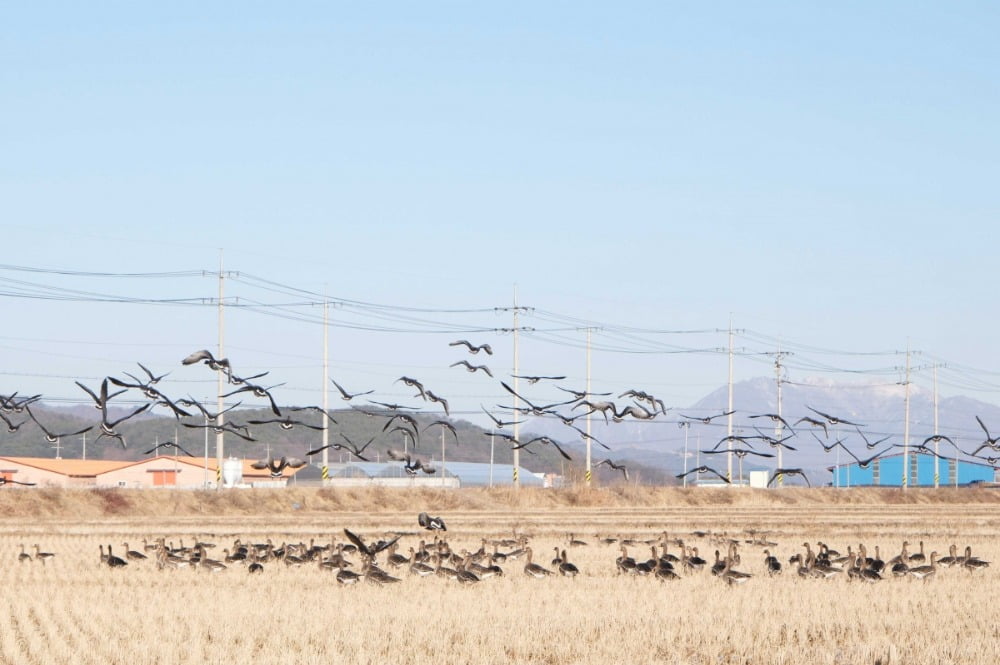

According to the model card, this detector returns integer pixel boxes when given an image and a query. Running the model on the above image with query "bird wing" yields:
[343,528,372,557]
[182,349,213,365]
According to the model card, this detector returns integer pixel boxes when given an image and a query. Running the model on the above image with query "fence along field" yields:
[2,487,998,665]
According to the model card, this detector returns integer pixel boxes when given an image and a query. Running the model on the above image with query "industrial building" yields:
[828,452,998,487]
[0,455,302,489]
[0,456,552,489]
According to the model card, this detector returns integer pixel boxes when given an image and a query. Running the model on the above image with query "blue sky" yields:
[1,2,998,441]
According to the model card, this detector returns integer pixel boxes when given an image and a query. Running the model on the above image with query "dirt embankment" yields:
[1,485,998,519]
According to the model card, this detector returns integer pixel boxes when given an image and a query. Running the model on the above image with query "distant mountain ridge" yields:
[520,376,1000,482]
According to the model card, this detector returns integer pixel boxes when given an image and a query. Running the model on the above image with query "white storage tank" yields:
[222,457,243,487]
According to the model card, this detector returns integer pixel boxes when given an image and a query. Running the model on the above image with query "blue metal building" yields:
[829,452,997,487]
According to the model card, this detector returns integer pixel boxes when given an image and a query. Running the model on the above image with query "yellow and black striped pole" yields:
[585,469,592,484]
[321,465,329,481]
[513,466,518,484]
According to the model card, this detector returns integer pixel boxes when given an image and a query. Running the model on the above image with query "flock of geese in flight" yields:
[2,338,1000,485]
[16,510,991,587]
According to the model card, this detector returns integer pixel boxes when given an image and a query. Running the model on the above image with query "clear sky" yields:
[1,2,998,442]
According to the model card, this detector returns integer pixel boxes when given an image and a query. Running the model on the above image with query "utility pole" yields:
[216,250,226,489]
[80,432,86,461]
[726,318,734,484]
[321,298,330,485]
[902,343,911,490]
[489,423,495,488]
[933,363,939,489]
[495,289,532,488]
[770,346,791,487]
[678,421,691,487]
[580,326,601,486]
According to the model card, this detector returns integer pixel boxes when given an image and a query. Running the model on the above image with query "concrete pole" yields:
[216,250,225,489]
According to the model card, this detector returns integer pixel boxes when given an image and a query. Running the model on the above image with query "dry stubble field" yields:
[2,486,999,665]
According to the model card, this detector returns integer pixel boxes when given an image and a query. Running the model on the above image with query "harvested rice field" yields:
[2,487,998,664]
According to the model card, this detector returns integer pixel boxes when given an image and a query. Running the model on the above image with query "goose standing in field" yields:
[937,544,959,568]
[558,549,579,577]
[523,547,554,578]
[336,562,361,585]
[33,544,55,565]
[409,548,435,577]
[106,544,128,568]
[963,546,990,572]
[683,545,707,572]
[908,552,938,581]
[18,544,31,563]
[616,546,637,574]
[908,540,927,564]
[763,549,782,575]
[122,543,147,561]
[720,557,752,586]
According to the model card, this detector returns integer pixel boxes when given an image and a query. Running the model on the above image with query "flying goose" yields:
[806,405,864,427]
[306,433,376,461]
[512,435,572,461]
[96,401,151,449]
[747,412,795,432]
[107,376,191,419]
[595,459,629,481]
[250,456,307,478]
[181,349,232,380]
[681,410,735,424]
[396,377,428,400]
[450,360,493,377]
[767,468,810,487]
[418,512,447,531]
[0,411,27,433]
[795,416,829,438]
[513,374,566,384]
[246,416,323,431]
[343,528,400,562]
[425,390,450,416]
[330,378,373,401]
[144,440,196,457]
[75,379,126,411]
[24,406,92,443]
[675,466,730,484]
[449,340,493,355]
[223,381,285,417]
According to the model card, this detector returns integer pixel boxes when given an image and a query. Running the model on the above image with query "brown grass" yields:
[3,485,1000,519]
[1,487,998,664]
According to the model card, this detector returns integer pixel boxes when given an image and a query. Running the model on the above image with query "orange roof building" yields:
[0,456,305,489]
